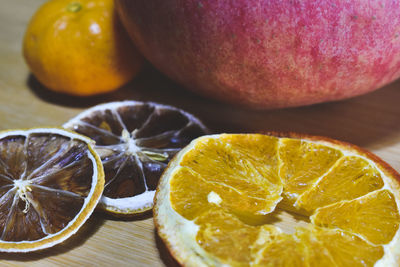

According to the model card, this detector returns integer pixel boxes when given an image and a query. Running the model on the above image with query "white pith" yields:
[14,179,32,213]
[100,190,155,212]
[207,191,222,206]
[155,134,400,266]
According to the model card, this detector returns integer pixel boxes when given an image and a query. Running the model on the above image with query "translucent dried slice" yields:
[278,138,343,198]
[63,101,208,215]
[296,156,384,212]
[312,189,400,245]
[0,128,103,252]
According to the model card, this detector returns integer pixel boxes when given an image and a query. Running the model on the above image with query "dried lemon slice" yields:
[154,133,400,266]
[63,101,209,215]
[0,128,104,252]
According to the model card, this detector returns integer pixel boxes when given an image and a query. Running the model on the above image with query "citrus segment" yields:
[0,136,26,179]
[294,228,337,267]
[195,207,262,265]
[249,225,383,267]
[296,156,384,212]
[312,189,400,245]
[307,227,384,266]
[278,138,342,198]
[64,101,208,215]
[254,233,307,266]
[0,128,103,252]
[170,167,213,220]
[171,166,279,226]
[179,135,282,215]
[220,134,281,186]
[154,133,400,266]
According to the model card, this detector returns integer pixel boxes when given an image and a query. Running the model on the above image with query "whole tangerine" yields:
[23,0,142,96]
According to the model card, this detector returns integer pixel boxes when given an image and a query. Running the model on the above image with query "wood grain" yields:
[2,0,400,266]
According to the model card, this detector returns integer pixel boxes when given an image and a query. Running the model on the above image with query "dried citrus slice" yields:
[0,128,104,252]
[154,133,400,266]
[63,101,208,215]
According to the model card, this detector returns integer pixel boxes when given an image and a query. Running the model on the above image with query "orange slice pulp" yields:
[154,133,400,266]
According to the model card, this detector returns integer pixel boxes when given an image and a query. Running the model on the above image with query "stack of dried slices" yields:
[1,101,400,267]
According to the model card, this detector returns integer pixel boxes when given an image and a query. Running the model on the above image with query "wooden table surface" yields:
[2,0,400,266]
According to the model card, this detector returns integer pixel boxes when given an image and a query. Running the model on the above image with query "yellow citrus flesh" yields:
[154,134,400,266]
[64,101,208,215]
[178,135,282,216]
[195,207,261,265]
[300,227,384,267]
[0,128,104,252]
[296,156,384,212]
[311,189,400,245]
[278,138,343,198]
[254,232,308,267]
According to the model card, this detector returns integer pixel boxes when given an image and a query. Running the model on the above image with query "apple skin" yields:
[116,0,400,109]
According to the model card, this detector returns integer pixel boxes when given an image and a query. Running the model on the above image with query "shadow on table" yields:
[97,209,153,222]
[27,66,400,150]
[26,64,209,109]
[0,213,105,261]
[154,230,180,267]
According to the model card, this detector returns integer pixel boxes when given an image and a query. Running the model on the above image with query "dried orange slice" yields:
[154,133,400,266]
[63,101,209,215]
[0,128,104,252]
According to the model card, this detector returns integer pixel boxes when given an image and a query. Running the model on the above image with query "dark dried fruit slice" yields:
[0,128,104,252]
[63,101,209,215]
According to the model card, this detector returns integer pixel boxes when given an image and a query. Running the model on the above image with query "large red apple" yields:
[116,0,400,109]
